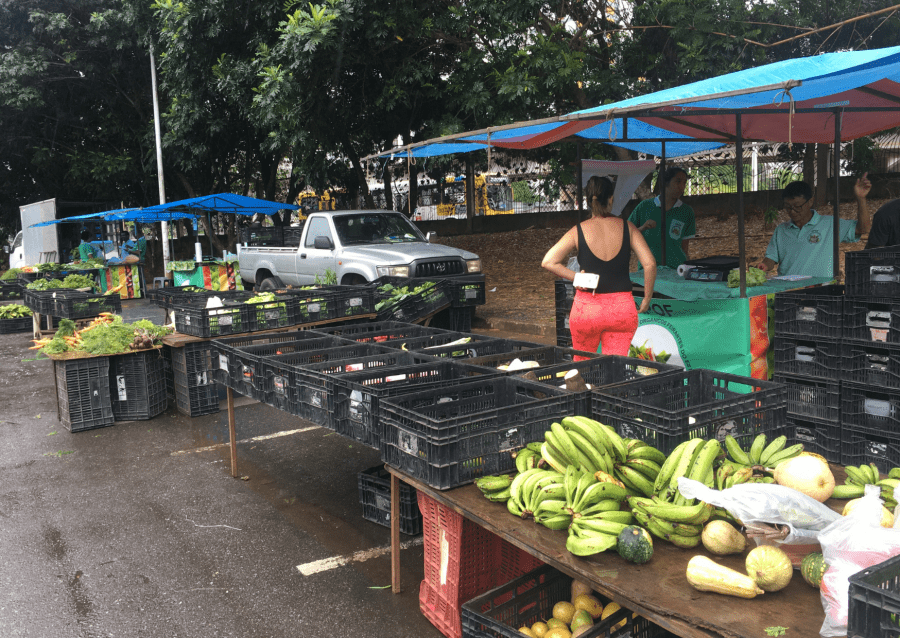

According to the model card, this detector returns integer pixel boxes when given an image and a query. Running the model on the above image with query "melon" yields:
[800,552,827,588]
[701,520,746,555]
[746,545,793,592]
[773,455,835,502]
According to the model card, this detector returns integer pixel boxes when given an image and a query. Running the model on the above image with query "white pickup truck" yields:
[238,210,482,290]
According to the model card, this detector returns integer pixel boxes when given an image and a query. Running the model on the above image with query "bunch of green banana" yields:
[629,496,713,548]
[652,438,721,504]
[566,516,631,556]
[513,442,545,474]
[724,433,803,468]
[836,464,897,503]
[475,475,514,502]
[715,461,774,490]
[506,468,566,521]
[540,416,628,477]
[613,438,666,498]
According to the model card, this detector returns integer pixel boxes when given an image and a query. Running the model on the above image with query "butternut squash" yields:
[686,555,764,599]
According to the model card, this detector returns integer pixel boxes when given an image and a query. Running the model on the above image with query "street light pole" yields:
[150,45,170,278]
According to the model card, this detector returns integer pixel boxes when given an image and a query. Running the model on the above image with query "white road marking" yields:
[170,426,321,456]
[296,537,424,576]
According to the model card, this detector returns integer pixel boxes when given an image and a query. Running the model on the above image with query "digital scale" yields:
[681,256,740,282]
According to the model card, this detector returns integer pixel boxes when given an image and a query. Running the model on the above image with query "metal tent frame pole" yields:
[659,142,667,268]
[736,114,747,298]
[833,110,842,280]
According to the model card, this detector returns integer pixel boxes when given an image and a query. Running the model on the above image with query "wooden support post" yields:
[391,471,401,594]
[227,386,238,478]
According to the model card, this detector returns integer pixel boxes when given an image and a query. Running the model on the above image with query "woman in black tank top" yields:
[541,176,658,357]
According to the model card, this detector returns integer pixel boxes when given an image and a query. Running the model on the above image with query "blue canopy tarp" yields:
[372,45,900,159]
[139,193,298,217]
[29,208,200,228]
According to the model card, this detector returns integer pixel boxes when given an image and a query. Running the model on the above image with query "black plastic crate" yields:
[212,334,348,398]
[23,288,68,315]
[447,275,486,307]
[591,369,787,456]
[281,288,342,323]
[173,377,220,417]
[556,309,570,347]
[150,287,250,311]
[557,332,572,348]
[462,564,666,638]
[109,350,167,420]
[310,321,451,344]
[846,247,900,298]
[841,381,900,440]
[265,343,401,426]
[391,336,534,360]
[357,465,422,535]
[844,296,900,345]
[282,226,304,246]
[774,334,842,380]
[162,344,175,402]
[555,278,575,308]
[0,315,32,334]
[774,373,841,421]
[244,295,298,332]
[171,342,215,385]
[331,359,501,449]
[380,377,576,490]
[173,300,247,337]
[373,277,450,322]
[842,340,900,390]
[295,285,376,318]
[469,345,600,372]
[431,307,475,333]
[842,431,900,472]
[51,290,122,319]
[784,414,842,464]
[774,284,844,339]
[0,285,23,302]
[55,357,115,432]
[848,554,900,638]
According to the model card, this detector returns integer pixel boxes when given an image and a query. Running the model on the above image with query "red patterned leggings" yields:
[569,290,638,359]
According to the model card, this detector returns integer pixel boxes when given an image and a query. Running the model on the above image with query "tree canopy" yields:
[1,0,897,242]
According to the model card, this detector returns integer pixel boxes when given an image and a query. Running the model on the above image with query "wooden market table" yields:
[386,465,831,638]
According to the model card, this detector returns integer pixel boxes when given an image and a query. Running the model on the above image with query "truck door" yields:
[296,216,337,285]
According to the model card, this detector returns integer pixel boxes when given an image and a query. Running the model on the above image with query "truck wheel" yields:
[341,274,367,286]
[258,277,279,291]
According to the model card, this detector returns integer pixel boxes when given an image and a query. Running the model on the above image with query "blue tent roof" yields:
[28,208,201,228]
[140,193,298,216]
[372,45,900,159]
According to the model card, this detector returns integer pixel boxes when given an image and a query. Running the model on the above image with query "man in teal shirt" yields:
[756,178,871,277]
[628,167,696,269]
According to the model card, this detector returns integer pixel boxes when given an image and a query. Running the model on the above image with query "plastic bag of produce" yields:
[678,477,841,544]
[818,485,900,637]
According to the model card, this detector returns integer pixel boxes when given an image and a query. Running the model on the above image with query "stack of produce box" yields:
[772,284,844,463]
[842,247,900,470]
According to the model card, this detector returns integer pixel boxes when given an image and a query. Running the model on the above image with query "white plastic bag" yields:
[818,485,900,636]
[678,477,841,544]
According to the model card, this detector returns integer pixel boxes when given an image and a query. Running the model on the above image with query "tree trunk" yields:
[339,134,372,210]
[383,168,394,210]
[816,143,829,208]
[465,158,475,234]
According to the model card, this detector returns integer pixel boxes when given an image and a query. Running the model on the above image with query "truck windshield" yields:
[333,213,424,246]
[12,232,22,251]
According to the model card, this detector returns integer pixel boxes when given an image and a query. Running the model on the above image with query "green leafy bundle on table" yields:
[0,304,32,319]
[32,315,172,356]
[74,258,105,268]
[374,281,438,312]
[726,267,767,288]
[36,262,67,273]
[61,274,95,289]
[169,261,199,270]
[0,268,22,281]
[26,278,64,290]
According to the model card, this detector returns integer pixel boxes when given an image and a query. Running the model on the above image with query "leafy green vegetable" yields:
[0,304,32,319]
[42,337,70,354]
[727,267,767,288]
[169,261,198,270]
[0,268,22,281]
[36,262,67,273]
[26,278,64,290]
[61,274,95,289]
[247,292,278,304]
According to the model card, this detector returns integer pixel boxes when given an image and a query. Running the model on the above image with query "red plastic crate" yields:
[417,491,543,638]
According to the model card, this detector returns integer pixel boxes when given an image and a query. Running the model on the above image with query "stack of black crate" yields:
[773,285,844,464]
[840,247,900,471]
[554,280,574,347]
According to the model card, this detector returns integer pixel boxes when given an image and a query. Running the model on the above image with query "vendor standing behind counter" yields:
[628,166,696,270]
[542,176,657,358]
[755,178,871,276]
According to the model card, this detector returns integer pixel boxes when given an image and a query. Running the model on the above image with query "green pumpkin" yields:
[800,552,827,588]
[617,525,653,564]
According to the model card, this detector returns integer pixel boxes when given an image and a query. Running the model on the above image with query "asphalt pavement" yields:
[0,302,552,638]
